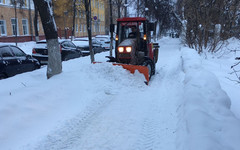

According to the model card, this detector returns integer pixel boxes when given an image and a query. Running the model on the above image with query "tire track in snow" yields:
[133,39,184,150]
[23,91,117,150]
[133,92,180,150]
[135,104,160,150]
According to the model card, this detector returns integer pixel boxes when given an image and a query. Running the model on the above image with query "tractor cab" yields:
[114,17,153,65]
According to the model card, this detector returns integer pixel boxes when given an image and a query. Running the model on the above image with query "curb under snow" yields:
[178,47,240,150]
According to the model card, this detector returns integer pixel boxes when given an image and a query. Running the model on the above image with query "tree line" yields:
[131,0,239,53]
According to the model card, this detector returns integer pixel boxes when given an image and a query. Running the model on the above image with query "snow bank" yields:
[178,47,240,150]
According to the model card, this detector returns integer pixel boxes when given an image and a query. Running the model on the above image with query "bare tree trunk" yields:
[14,1,18,46]
[33,0,62,79]
[28,0,33,41]
[34,4,39,42]
[137,0,139,17]
[109,0,113,57]
[124,0,127,17]
[117,0,121,18]
[71,0,77,41]
[84,0,95,63]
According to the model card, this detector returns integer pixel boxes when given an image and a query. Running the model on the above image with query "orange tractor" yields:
[107,17,159,84]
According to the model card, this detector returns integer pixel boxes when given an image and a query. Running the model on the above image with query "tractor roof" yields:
[117,17,147,22]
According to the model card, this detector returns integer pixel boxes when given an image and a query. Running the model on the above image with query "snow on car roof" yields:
[0,43,16,47]
[95,35,110,38]
[72,41,89,47]
[74,37,89,41]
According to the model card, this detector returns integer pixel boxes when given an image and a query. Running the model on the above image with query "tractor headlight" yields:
[126,47,132,53]
[118,47,124,53]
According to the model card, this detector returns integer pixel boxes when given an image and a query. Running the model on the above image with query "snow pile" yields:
[201,38,240,119]
[178,47,240,150]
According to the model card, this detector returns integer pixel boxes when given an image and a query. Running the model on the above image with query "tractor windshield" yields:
[117,21,144,44]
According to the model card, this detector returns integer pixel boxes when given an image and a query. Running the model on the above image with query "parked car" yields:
[0,44,40,79]
[72,38,105,56]
[32,40,82,65]
[94,35,113,50]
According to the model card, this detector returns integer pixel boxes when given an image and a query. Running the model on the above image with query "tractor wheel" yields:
[152,58,156,75]
[143,59,155,80]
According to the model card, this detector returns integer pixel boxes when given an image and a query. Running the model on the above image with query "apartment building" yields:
[0,0,44,42]
[53,0,106,38]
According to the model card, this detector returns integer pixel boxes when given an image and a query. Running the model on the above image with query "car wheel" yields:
[62,56,68,61]
[0,73,7,80]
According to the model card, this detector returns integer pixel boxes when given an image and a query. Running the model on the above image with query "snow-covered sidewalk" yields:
[0,37,239,150]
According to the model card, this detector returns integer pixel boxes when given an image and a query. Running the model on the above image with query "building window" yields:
[80,24,82,32]
[76,24,78,32]
[37,20,40,31]
[83,25,85,32]
[0,20,7,36]
[22,19,28,35]
[82,12,85,18]
[11,18,19,36]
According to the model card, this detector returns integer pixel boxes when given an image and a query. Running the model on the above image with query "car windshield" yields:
[95,37,109,41]
[74,38,88,41]
[10,46,26,57]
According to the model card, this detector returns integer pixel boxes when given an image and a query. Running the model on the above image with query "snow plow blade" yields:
[112,63,149,85]
[93,62,149,84]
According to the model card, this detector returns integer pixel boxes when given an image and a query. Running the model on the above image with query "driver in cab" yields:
[128,26,137,38]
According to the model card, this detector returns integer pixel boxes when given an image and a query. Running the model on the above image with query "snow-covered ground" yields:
[0,37,240,150]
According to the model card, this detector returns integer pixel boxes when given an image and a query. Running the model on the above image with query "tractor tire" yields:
[152,58,156,75]
[143,59,155,80]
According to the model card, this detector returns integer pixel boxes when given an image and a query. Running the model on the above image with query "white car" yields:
[72,38,104,56]
[94,35,114,50]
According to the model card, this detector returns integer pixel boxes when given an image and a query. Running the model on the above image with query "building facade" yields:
[53,0,106,39]
[0,0,44,42]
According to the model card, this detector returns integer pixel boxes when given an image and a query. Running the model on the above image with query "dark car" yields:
[72,38,105,56]
[0,44,40,79]
[32,40,82,65]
